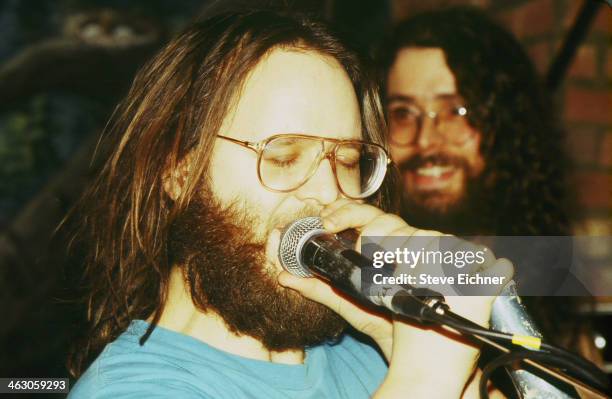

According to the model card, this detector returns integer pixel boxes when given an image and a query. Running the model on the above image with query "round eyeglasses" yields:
[387,96,474,146]
[216,133,391,199]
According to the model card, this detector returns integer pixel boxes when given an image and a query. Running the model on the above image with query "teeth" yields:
[416,165,454,177]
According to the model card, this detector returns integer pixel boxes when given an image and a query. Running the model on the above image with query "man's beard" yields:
[398,152,489,236]
[168,193,346,351]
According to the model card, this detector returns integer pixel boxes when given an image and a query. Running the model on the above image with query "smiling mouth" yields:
[408,162,459,190]
[415,164,455,178]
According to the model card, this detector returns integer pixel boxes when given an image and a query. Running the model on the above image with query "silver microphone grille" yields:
[278,217,325,278]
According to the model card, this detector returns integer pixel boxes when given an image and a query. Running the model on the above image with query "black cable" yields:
[479,352,530,399]
[417,306,610,394]
[423,307,609,387]
[391,295,609,396]
[478,351,612,399]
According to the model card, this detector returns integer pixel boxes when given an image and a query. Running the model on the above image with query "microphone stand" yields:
[387,292,610,399]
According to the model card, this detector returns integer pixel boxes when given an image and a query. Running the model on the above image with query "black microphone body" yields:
[300,230,368,297]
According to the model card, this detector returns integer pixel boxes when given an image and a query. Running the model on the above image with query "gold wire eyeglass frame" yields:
[216,133,391,199]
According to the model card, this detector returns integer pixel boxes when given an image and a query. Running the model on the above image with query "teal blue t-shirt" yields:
[69,320,388,398]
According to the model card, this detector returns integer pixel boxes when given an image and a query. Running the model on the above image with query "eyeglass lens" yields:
[259,136,386,198]
[388,98,470,145]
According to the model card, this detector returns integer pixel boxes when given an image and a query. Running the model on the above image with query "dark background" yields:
[0,0,610,394]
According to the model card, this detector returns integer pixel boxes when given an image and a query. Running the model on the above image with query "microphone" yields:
[279,217,578,398]
[278,217,445,321]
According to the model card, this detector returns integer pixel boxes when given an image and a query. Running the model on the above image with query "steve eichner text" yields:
[372,273,507,286]
[371,248,486,269]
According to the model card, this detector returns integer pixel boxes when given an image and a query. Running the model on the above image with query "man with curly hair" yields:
[380,7,568,238]
[380,6,601,370]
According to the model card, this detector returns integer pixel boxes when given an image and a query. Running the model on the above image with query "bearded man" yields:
[66,10,511,398]
[380,7,568,237]
[380,6,602,370]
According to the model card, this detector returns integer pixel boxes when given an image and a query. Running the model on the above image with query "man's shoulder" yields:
[67,323,231,398]
[69,342,236,398]
[68,344,195,398]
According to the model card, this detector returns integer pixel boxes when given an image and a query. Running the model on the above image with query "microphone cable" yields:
[402,298,611,398]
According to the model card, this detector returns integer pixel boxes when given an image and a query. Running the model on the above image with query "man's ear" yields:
[162,153,193,201]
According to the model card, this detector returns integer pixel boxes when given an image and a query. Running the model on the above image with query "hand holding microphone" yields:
[276,200,610,398]
[277,198,514,398]
[278,198,514,327]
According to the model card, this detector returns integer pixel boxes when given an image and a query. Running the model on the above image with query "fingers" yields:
[356,214,417,250]
[321,199,417,235]
[446,239,495,276]
[319,198,354,217]
[321,199,423,255]
[321,200,386,232]
[479,257,514,295]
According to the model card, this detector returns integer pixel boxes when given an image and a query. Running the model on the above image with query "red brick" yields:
[564,87,612,124]
[497,0,554,38]
[564,1,611,33]
[568,45,597,79]
[572,171,612,208]
[563,0,582,28]
[565,128,599,165]
[601,132,612,168]
[527,41,550,74]
[593,5,612,33]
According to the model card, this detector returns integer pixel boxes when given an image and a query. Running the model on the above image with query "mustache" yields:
[397,153,469,172]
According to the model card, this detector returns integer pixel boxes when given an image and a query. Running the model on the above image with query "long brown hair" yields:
[378,7,593,357]
[66,10,398,377]
[378,6,569,236]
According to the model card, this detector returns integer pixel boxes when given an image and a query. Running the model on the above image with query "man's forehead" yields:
[220,47,362,142]
[387,47,457,100]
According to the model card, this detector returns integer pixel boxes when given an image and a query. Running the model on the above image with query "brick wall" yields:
[390,0,612,235]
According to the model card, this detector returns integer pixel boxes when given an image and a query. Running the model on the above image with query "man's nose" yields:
[295,158,340,206]
[416,114,443,149]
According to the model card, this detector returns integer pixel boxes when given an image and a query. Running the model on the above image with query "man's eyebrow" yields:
[386,94,415,103]
[386,93,464,103]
